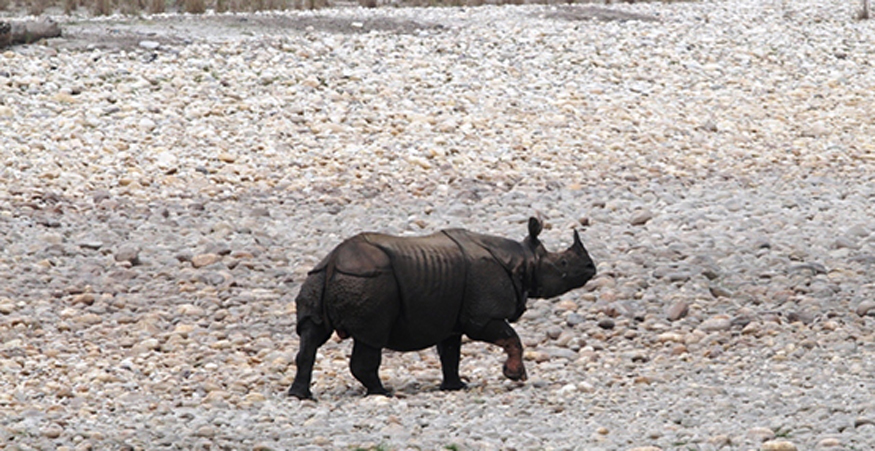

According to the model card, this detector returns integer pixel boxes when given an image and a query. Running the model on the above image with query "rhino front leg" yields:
[468,319,527,382]
[437,334,467,391]
[350,339,389,396]
[289,318,332,400]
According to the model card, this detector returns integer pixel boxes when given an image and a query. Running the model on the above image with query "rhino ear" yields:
[528,216,543,241]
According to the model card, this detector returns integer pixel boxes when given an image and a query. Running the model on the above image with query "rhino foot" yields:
[503,362,528,382]
[366,387,391,397]
[288,386,314,400]
[439,380,468,391]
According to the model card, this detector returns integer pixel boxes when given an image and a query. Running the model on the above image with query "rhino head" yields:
[523,217,596,299]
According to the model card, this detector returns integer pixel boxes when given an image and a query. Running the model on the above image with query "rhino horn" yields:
[572,229,585,252]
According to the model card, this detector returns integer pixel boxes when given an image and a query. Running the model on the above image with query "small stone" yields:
[630,210,653,226]
[556,299,578,311]
[566,313,585,327]
[761,440,797,451]
[855,300,875,317]
[43,423,64,439]
[139,117,156,132]
[817,437,842,448]
[597,318,615,330]
[134,338,160,354]
[114,245,141,266]
[846,223,870,238]
[73,313,102,326]
[72,293,95,305]
[139,40,160,50]
[191,253,221,268]
[546,326,563,340]
[172,324,195,336]
[78,239,103,250]
[749,427,776,442]
[833,236,859,250]
[708,435,731,447]
[629,447,662,451]
[709,285,733,298]
[854,417,875,428]
[0,299,15,315]
[218,152,237,163]
[194,425,215,437]
[244,392,267,404]
[698,315,732,333]
[656,332,685,343]
[666,300,689,321]
[204,390,231,403]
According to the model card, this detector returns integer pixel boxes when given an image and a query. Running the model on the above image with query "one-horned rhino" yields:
[288,216,596,399]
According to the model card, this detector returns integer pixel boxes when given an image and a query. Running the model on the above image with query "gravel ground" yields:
[2,1,875,449]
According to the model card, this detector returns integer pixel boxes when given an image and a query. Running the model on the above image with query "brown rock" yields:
[191,253,221,268]
[43,423,63,439]
[666,300,689,321]
[761,440,797,451]
[72,293,95,305]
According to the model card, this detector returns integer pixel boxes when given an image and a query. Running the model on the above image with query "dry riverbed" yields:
[1,0,875,449]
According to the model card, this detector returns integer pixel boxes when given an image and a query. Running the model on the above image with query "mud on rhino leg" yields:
[289,318,332,400]
[437,334,467,391]
[350,339,389,396]
[468,319,527,382]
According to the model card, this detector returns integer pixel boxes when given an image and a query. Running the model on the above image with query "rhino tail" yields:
[295,267,330,335]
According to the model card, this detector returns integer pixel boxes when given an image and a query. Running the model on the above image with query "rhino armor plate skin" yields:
[288,216,596,399]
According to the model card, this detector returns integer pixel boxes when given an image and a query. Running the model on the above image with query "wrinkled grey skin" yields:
[289,217,596,399]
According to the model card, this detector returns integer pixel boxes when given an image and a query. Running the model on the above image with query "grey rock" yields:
[630,210,653,226]
[856,300,875,317]
[114,245,141,266]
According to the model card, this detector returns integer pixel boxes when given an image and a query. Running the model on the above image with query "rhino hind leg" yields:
[350,339,389,396]
[467,319,527,382]
[288,318,332,400]
[437,334,467,391]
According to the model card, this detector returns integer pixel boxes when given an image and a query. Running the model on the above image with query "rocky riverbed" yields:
[2,0,875,449]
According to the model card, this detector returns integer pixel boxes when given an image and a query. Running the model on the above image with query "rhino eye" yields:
[559,259,568,268]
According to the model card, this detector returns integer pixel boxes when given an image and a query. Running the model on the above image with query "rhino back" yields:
[364,232,468,350]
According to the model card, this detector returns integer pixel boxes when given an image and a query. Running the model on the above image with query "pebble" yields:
[855,300,875,317]
[43,423,64,439]
[761,440,798,451]
[666,300,689,321]
[191,253,222,268]
[114,245,141,266]
[139,40,160,50]
[597,318,615,330]
[630,210,654,226]
[816,437,842,448]
[697,315,732,333]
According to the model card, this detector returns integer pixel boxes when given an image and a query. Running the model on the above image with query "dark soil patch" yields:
[541,5,659,22]
[46,13,443,52]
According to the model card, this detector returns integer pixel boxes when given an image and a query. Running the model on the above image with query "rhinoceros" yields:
[288,216,596,399]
